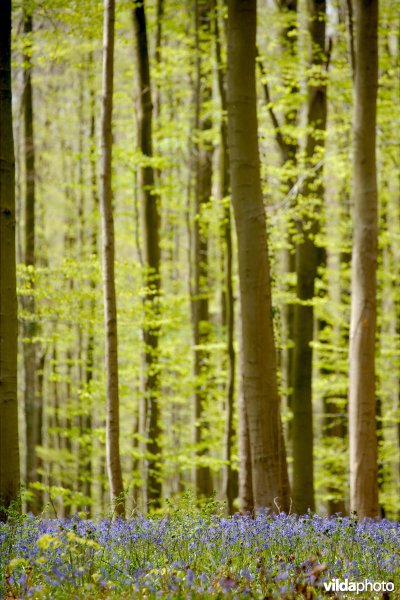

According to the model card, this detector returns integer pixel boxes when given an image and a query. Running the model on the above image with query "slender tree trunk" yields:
[51,341,63,516]
[131,401,140,507]
[154,0,164,120]
[80,63,98,515]
[348,0,379,518]
[22,7,40,514]
[291,0,327,514]
[214,0,237,513]
[100,0,124,517]
[222,195,237,512]
[0,0,20,518]
[36,349,45,504]
[76,78,87,504]
[82,332,93,514]
[192,0,213,498]
[132,0,162,509]
[60,144,76,517]
[278,1,298,426]
[227,0,289,511]
[375,392,385,517]
[397,311,400,518]
[64,348,73,517]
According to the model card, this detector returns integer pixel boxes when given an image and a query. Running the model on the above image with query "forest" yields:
[0,0,399,597]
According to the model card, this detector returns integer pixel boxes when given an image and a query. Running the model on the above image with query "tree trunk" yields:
[192,0,213,498]
[0,0,20,518]
[50,340,63,516]
[60,143,77,518]
[132,0,162,509]
[227,0,289,512]
[22,7,41,514]
[100,0,124,517]
[278,0,298,429]
[348,0,379,518]
[76,77,87,506]
[291,0,327,514]
[214,0,237,514]
[64,348,73,517]
[80,62,98,516]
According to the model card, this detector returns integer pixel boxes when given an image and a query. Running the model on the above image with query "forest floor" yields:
[1,498,399,599]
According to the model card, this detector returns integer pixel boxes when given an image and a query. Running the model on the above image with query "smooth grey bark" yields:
[0,0,20,518]
[227,0,289,511]
[348,0,379,518]
[100,0,124,517]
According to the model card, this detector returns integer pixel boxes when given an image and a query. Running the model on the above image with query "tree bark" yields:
[238,394,254,513]
[132,0,162,509]
[348,0,379,518]
[277,0,298,424]
[227,0,289,511]
[0,0,20,518]
[291,0,327,514]
[50,340,62,516]
[21,7,41,514]
[192,0,213,498]
[100,0,124,517]
[214,0,237,514]
[80,59,99,516]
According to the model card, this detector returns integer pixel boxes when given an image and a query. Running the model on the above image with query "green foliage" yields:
[9,0,400,519]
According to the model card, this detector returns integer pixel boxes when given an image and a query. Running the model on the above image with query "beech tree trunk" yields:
[133,0,162,509]
[278,0,298,424]
[0,0,20,518]
[192,0,213,498]
[227,0,289,511]
[50,341,62,516]
[100,0,124,517]
[348,0,379,518]
[22,7,41,514]
[291,0,327,514]
[76,77,87,506]
[214,1,237,514]
[80,61,99,515]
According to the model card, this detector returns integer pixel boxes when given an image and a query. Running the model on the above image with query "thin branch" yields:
[326,36,333,73]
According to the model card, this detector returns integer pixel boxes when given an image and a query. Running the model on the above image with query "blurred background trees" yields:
[0,0,399,519]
